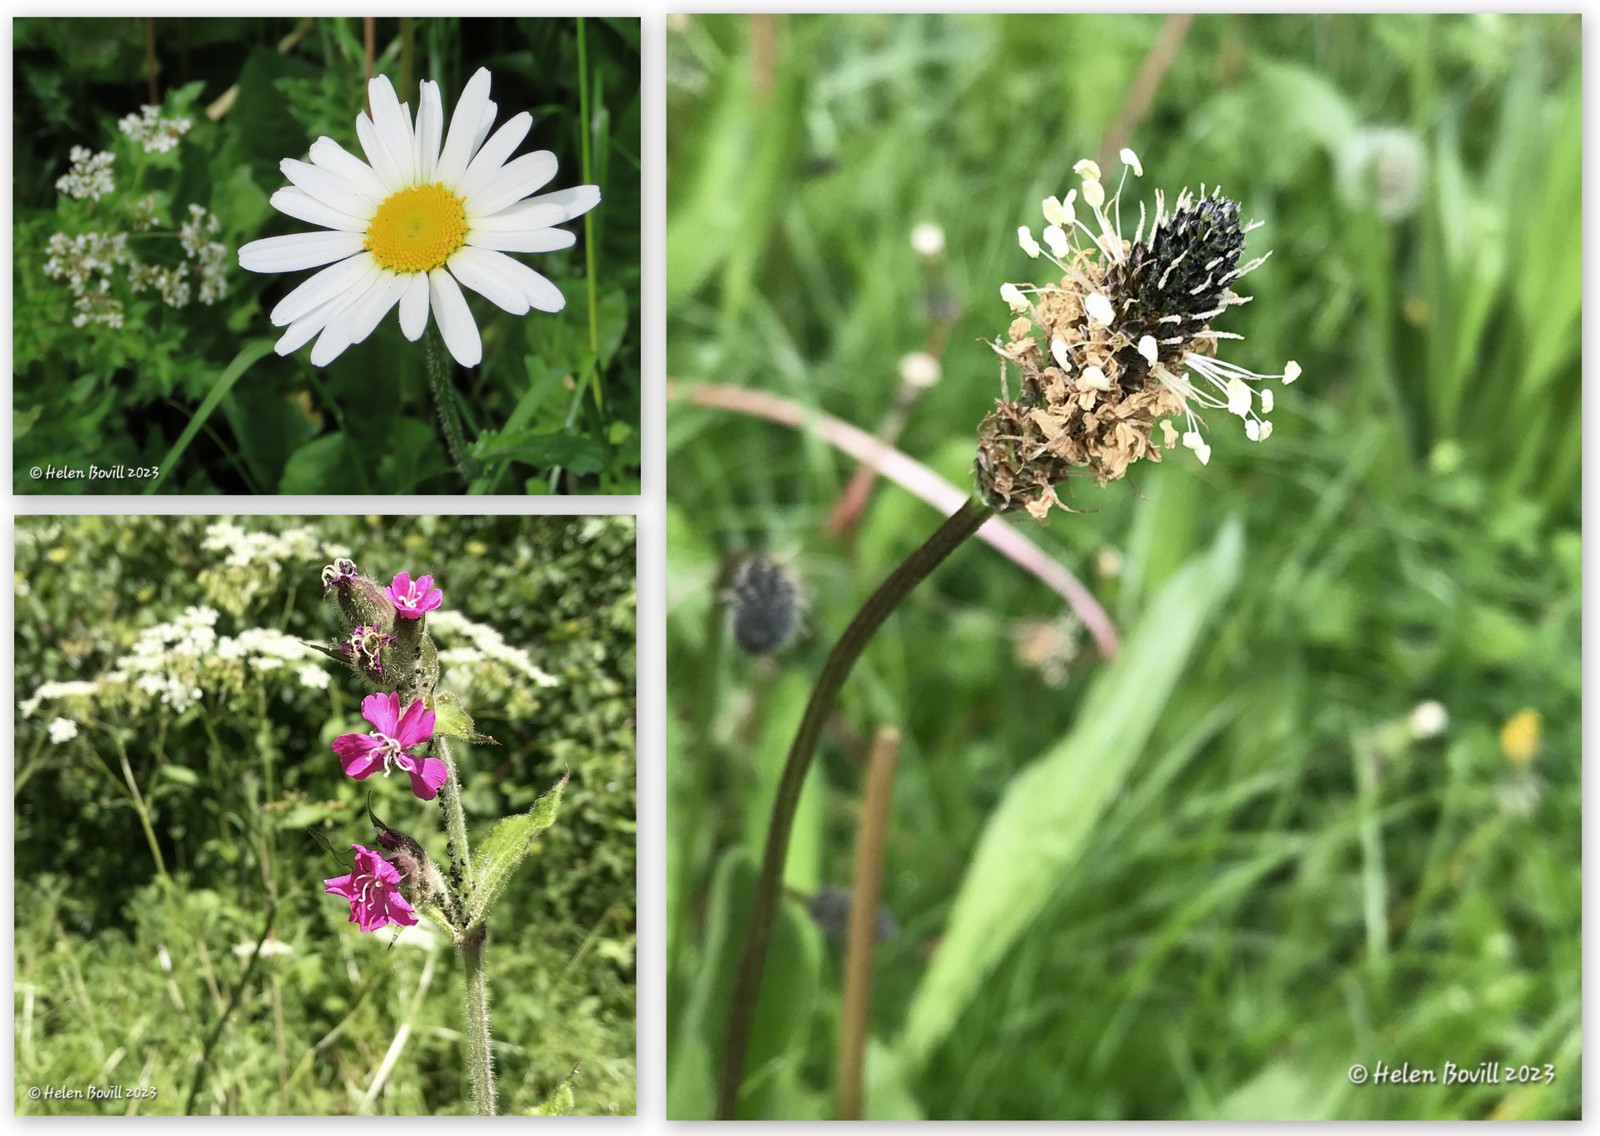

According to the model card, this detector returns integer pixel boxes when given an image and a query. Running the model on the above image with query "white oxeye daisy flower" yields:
[238,68,600,369]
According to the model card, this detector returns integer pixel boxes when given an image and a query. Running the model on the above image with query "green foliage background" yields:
[14,17,640,494]
[15,514,636,1114]
[666,14,1579,1121]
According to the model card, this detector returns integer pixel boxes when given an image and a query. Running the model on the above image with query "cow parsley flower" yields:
[332,691,446,800]
[978,149,1300,520]
[239,68,600,368]
[324,843,419,933]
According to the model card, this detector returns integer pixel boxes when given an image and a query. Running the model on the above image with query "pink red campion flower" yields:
[324,843,419,932]
[387,571,443,619]
[332,691,448,800]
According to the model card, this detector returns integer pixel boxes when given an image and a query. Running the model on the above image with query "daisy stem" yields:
[716,494,994,1119]
[426,326,477,481]
[458,927,497,1115]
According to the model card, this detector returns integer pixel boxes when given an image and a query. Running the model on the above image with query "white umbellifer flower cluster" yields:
[43,230,131,328]
[45,207,229,323]
[200,521,352,615]
[19,680,99,718]
[201,520,342,571]
[1004,149,1300,466]
[55,146,116,200]
[24,606,330,719]
[48,718,79,744]
[104,605,220,712]
[179,205,229,305]
[118,104,193,154]
[428,609,559,702]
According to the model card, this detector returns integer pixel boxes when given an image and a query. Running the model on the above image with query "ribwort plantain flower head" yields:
[976,150,1300,521]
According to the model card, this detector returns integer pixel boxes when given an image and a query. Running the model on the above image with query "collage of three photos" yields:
[12,13,1581,1122]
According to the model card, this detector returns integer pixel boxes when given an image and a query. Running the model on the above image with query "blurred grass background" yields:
[15,515,635,1114]
[13,17,640,494]
[665,14,1579,1120]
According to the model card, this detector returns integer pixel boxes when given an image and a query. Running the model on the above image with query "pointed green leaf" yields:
[429,690,498,745]
[465,771,569,933]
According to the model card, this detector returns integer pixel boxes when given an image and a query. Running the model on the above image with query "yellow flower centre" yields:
[364,183,467,273]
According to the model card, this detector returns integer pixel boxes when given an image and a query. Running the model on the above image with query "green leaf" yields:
[465,771,569,933]
[899,521,1245,1067]
[526,1070,578,1116]
[470,429,608,475]
[428,691,497,745]
[144,339,276,494]
[278,433,362,494]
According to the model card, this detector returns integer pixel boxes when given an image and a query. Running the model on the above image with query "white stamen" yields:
[1260,388,1274,414]
[1017,226,1041,258]
[1137,335,1158,365]
[1284,360,1301,383]
[1042,224,1070,259]
[1120,148,1143,177]
[1073,158,1102,182]
[1085,291,1114,326]
[1225,377,1252,416]
[1001,282,1029,312]
[1042,196,1066,227]
[1081,178,1105,211]
[1050,336,1070,370]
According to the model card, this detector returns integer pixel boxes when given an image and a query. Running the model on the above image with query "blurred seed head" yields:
[910,221,946,259]
[899,351,942,390]
[1407,699,1449,740]
[1338,126,1427,222]
[804,886,900,943]
[727,555,805,657]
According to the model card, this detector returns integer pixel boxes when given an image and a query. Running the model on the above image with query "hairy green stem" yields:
[427,327,477,481]
[716,494,993,1118]
[459,930,496,1115]
[435,736,475,899]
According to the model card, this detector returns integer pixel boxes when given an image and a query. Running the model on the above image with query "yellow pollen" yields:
[365,183,467,273]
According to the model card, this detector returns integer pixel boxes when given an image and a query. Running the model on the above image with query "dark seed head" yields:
[1112,192,1246,364]
[728,555,802,656]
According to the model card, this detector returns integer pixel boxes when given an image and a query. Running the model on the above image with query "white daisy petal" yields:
[472,101,498,159]
[510,184,600,224]
[307,137,387,202]
[428,267,482,367]
[274,258,383,348]
[464,151,559,217]
[458,247,565,312]
[355,113,406,193]
[468,200,574,233]
[445,245,531,315]
[281,158,377,217]
[398,271,431,341]
[415,81,444,183]
[239,231,365,273]
[269,187,367,233]
[457,112,533,201]
[367,75,415,186]
[270,252,380,326]
[465,226,576,254]
[302,271,389,364]
[344,271,411,345]
[436,68,493,187]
